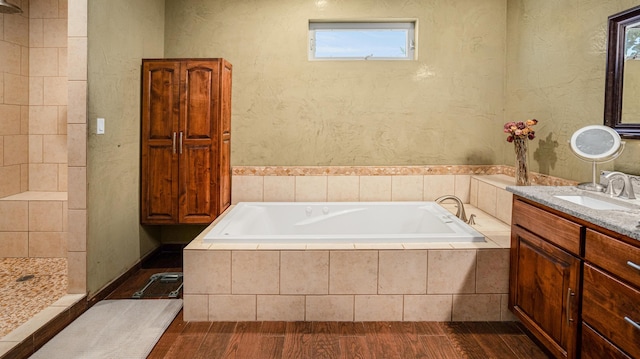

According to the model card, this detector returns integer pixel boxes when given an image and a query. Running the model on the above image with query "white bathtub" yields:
[203,201,485,244]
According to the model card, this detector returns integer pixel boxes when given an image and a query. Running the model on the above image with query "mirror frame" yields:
[604,5,640,138]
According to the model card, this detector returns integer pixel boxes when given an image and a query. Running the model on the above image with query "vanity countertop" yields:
[507,185,640,241]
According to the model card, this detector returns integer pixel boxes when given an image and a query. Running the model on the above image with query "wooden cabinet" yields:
[510,199,581,359]
[583,230,640,358]
[510,196,640,359]
[141,59,232,225]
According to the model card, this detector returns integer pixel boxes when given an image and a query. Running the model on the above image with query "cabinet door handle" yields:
[179,132,183,154]
[566,288,575,325]
[172,132,177,154]
[625,316,640,331]
[628,261,640,271]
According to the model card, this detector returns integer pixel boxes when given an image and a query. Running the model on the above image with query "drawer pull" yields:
[628,261,640,271]
[625,316,640,331]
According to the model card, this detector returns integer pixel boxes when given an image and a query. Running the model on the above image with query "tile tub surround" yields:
[184,212,512,322]
[231,165,576,205]
[184,187,515,322]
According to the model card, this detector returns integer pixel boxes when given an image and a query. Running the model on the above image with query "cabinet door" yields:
[141,61,180,224]
[218,60,232,213]
[179,60,219,223]
[510,225,580,359]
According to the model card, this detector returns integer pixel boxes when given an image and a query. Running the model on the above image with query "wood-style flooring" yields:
[106,246,551,359]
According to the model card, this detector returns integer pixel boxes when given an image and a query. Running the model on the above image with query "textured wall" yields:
[164,0,507,166]
[506,0,640,181]
[87,0,164,295]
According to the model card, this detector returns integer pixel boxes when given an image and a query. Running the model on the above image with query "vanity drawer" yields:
[512,199,581,255]
[581,322,632,359]
[585,229,640,288]
[583,264,640,358]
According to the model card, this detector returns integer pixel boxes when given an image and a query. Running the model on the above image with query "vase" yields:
[514,137,530,186]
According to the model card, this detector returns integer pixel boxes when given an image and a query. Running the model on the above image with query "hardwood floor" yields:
[108,246,551,359]
[148,318,550,359]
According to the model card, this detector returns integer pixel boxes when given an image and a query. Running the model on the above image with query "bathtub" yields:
[203,201,485,244]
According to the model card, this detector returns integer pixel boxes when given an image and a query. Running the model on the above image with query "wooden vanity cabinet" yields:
[510,195,640,359]
[140,58,232,225]
[510,198,581,359]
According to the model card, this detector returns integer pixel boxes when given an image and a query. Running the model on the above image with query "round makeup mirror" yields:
[569,125,625,191]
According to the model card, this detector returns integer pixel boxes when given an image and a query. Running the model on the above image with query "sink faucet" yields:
[435,195,468,222]
[604,171,636,199]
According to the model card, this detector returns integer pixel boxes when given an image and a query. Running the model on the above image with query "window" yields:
[309,21,416,61]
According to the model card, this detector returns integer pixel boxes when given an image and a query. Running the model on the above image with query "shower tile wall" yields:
[0,0,69,260]
[0,0,29,198]
[29,0,67,192]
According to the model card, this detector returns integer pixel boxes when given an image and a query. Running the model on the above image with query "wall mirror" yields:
[604,5,640,138]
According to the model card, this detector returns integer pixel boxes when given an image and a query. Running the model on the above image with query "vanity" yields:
[508,186,640,359]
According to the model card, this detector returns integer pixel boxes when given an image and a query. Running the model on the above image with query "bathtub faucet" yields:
[435,195,468,223]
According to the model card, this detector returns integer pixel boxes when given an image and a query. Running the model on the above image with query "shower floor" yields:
[0,258,67,337]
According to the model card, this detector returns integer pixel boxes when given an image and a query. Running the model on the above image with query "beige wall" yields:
[506,0,640,180]
[164,0,508,166]
[86,0,164,294]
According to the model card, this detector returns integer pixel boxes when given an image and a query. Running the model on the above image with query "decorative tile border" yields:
[232,165,577,187]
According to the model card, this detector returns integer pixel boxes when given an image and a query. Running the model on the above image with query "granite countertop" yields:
[507,185,640,241]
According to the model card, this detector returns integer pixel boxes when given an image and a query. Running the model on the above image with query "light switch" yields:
[97,118,105,134]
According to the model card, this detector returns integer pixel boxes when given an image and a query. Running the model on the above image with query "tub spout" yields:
[435,195,468,222]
